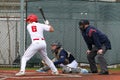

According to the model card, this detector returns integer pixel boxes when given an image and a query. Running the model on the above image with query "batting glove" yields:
[44,20,49,25]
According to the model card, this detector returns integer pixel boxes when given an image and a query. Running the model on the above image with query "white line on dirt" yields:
[0,71,82,79]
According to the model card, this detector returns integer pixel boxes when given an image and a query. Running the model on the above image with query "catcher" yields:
[36,41,88,73]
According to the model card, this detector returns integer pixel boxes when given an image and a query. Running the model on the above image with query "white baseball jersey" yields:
[27,22,50,42]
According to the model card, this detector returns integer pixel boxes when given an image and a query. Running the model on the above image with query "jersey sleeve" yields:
[54,51,66,65]
[42,24,50,31]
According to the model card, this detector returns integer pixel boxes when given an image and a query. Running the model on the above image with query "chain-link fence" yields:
[26,0,120,65]
[0,0,21,65]
[0,0,120,67]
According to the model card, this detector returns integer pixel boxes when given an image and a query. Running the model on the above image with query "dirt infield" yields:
[0,69,120,80]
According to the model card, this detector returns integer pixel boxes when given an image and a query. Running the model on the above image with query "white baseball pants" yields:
[20,40,58,73]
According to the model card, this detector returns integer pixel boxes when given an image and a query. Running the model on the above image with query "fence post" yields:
[20,0,25,57]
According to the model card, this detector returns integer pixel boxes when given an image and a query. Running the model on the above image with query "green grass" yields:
[109,67,120,70]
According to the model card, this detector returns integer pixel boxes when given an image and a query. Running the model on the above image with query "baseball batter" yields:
[15,14,58,76]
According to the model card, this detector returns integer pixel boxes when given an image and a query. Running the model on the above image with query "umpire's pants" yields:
[87,45,108,72]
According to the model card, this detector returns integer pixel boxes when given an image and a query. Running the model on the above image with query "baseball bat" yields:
[39,7,46,21]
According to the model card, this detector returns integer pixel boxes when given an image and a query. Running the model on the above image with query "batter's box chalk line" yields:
[0,72,82,79]
[26,72,82,77]
[11,74,82,79]
[24,72,82,77]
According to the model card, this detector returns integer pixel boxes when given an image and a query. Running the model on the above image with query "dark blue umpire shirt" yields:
[81,25,111,50]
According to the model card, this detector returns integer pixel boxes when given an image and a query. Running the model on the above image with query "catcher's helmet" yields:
[51,41,62,49]
[79,19,89,26]
[26,14,38,22]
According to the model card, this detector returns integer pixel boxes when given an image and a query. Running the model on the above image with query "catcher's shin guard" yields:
[62,66,80,73]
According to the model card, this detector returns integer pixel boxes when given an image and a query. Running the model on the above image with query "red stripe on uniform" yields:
[88,29,96,37]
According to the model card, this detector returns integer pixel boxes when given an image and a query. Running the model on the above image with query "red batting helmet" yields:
[26,14,38,22]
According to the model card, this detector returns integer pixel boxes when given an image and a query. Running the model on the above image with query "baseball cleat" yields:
[98,71,109,75]
[88,70,98,73]
[15,71,25,76]
[36,69,47,73]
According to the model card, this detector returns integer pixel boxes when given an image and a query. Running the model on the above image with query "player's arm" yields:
[44,20,54,32]
[54,56,66,65]
[54,52,66,65]
[49,25,54,32]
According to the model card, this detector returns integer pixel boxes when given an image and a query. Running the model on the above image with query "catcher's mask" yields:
[51,42,62,53]
[26,13,38,23]
[79,19,89,31]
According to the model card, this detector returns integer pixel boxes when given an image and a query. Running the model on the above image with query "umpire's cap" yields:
[79,19,89,26]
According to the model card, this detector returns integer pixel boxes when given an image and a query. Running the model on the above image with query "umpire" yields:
[78,19,111,75]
